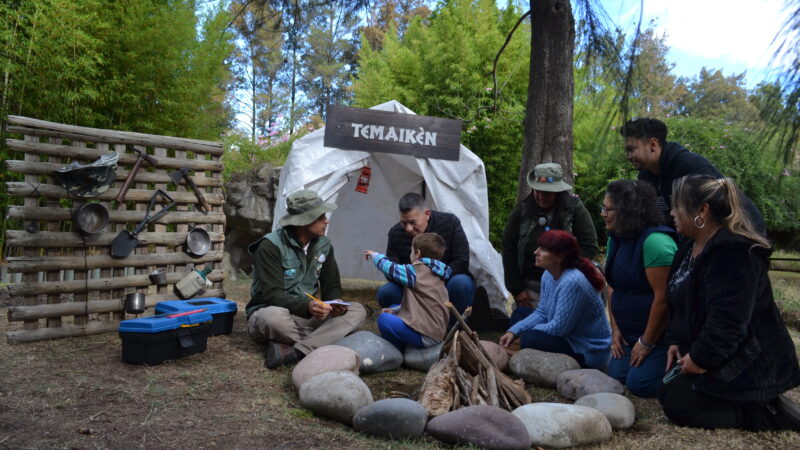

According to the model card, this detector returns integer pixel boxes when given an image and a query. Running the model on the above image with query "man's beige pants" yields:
[247,303,367,355]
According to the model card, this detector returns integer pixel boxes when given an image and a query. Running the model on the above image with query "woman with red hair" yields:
[499,230,611,369]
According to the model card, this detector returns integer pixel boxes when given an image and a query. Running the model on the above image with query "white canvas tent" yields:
[273,100,510,312]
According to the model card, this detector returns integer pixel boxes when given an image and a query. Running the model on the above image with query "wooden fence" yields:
[3,116,226,343]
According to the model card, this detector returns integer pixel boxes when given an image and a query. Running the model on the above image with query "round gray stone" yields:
[426,405,532,450]
[335,331,403,374]
[575,392,636,430]
[512,403,613,448]
[403,342,444,372]
[509,348,580,387]
[291,345,360,390]
[298,370,373,425]
[353,398,427,439]
[480,340,510,371]
[556,368,625,400]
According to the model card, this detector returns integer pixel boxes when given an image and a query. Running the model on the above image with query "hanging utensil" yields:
[72,203,110,235]
[111,190,175,259]
[185,227,211,256]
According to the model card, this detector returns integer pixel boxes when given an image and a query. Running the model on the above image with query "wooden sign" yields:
[324,105,462,161]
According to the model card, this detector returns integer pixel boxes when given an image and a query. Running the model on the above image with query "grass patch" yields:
[1,274,799,448]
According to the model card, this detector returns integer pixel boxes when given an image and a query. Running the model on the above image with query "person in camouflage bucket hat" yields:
[246,189,366,369]
[278,190,337,227]
[502,162,598,330]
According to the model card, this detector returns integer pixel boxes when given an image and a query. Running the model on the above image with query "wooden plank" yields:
[6,270,225,297]
[45,137,63,328]
[5,160,222,186]
[6,230,225,248]
[8,206,225,224]
[8,251,223,273]
[153,147,168,298]
[96,143,114,322]
[6,138,224,172]
[6,182,225,204]
[72,141,88,326]
[22,134,42,331]
[7,321,119,343]
[8,289,227,320]
[6,115,223,154]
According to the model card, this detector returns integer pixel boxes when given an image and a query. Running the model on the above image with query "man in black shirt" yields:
[379,192,475,317]
[620,118,765,233]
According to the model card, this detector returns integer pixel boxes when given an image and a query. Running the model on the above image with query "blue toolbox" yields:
[118,309,213,365]
[154,297,237,336]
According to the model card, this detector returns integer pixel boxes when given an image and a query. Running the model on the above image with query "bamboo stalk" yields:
[5,160,222,186]
[6,182,225,204]
[7,116,223,154]
[6,230,224,248]
[6,270,225,297]
[5,138,223,171]
[7,206,225,224]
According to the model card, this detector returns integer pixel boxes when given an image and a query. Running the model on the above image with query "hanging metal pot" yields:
[72,203,110,235]
[124,292,146,314]
[185,228,211,256]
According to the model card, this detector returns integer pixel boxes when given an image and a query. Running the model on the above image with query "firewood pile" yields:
[418,304,531,417]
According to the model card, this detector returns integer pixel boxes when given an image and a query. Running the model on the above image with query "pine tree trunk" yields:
[519,0,575,201]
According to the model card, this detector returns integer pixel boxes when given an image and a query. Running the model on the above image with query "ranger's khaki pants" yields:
[247,303,367,355]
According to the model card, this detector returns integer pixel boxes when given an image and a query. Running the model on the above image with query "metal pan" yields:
[186,227,211,256]
[72,203,109,235]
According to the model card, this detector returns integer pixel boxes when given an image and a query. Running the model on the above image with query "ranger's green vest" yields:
[249,228,332,302]
[516,193,580,278]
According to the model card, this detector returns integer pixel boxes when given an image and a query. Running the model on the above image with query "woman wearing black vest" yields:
[603,180,677,398]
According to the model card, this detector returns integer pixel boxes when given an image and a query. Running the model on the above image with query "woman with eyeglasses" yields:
[499,230,611,370]
[602,180,678,398]
[659,174,800,431]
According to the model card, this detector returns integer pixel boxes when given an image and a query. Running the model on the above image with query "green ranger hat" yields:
[526,162,572,192]
[279,190,337,227]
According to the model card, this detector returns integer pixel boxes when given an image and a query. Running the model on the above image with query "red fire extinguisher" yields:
[355,166,371,194]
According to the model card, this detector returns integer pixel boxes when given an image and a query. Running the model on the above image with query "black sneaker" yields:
[264,342,300,369]
[771,394,800,431]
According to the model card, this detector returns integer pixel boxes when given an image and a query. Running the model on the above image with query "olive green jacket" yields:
[246,228,342,318]
[501,193,598,296]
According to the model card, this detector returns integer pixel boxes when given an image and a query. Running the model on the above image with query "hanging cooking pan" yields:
[185,227,211,257]
[111,190,175,259]
[72,202,110,235]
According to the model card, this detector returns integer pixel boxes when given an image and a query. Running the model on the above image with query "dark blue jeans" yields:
[377,273,475,325]
[377,311,424,352]
[519,329,586,367]
[607,342,668,398]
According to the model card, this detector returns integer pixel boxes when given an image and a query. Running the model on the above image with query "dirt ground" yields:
[2,277,800,449]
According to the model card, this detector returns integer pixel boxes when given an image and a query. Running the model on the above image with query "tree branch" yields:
[490,10,531,113]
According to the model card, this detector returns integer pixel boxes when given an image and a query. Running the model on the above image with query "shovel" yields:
[111,190,175,258]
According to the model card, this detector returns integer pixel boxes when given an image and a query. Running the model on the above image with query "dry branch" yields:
[417,304,531,416]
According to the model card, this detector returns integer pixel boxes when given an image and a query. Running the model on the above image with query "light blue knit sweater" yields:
[508,268,611,369]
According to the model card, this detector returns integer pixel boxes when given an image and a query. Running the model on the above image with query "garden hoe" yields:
[169,167,211,214]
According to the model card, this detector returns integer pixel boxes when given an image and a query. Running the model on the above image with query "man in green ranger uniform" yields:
[246,190,367,368]
[502,163,598,326]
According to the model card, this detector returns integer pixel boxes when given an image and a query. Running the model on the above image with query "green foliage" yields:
[353,0,530,246]
[221,129,311,182]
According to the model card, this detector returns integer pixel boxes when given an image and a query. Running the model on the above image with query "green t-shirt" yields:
[605,232,677,268]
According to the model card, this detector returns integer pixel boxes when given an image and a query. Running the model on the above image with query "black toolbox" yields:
[118,309,214,365]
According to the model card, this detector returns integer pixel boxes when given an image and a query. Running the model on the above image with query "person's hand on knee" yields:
[499,331,517,348]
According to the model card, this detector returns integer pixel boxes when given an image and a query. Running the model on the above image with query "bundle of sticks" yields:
[418,303,531,417]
